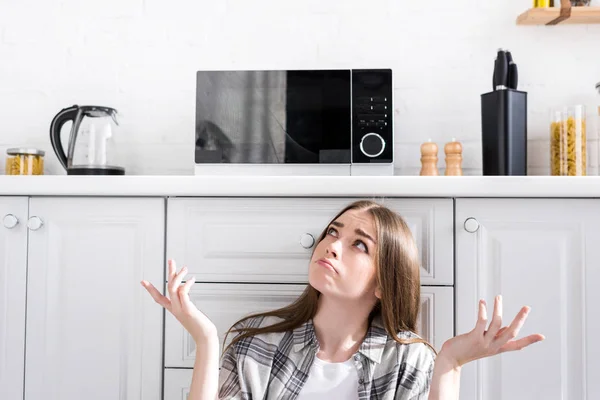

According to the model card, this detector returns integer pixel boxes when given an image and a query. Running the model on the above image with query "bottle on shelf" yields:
[420,139,439,176]
[444,138,463,176]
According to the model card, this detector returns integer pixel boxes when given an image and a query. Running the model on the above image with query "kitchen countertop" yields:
[1,175,600,197]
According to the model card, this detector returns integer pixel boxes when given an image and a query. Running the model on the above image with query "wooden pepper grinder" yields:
[444,138,463,176]
[420,139,439,176]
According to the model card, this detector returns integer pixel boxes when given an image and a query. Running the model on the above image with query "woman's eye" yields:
[355,240,368,253]
[327,227,337,236]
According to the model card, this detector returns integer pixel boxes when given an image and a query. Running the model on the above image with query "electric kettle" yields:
[50,105,125,175]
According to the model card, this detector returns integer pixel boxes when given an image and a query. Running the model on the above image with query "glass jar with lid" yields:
[5,148,45,175]
[550,105,587,176]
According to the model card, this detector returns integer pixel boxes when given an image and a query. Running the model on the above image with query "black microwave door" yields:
[284,70,351,164]
[195,70,351,164]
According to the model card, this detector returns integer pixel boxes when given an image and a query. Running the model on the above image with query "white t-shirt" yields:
[296,356,360,400]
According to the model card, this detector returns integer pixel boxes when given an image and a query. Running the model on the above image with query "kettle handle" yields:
[50,105,79,170]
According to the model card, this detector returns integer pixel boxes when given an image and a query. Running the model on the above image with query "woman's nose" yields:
[326,239,342,258]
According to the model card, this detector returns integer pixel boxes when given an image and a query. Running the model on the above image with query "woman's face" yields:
[308,209,381,302]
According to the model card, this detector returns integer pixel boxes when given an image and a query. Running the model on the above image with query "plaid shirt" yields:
[218,314,436,400]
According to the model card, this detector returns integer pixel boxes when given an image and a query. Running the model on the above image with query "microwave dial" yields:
[360,132,386,158]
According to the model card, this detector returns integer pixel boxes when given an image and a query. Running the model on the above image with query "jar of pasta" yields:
[550,105,586,176]
[5,148,45,175]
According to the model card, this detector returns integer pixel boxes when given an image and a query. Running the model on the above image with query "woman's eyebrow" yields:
[331,221,376,244]
[355,228,376,244]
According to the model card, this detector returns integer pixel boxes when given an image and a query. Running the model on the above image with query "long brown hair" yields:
[222,199,436,356]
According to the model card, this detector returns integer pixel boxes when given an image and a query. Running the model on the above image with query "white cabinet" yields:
[0,197,28,399]
[167,197,453,285]
[23,197,165,400]
[10,189,600,399]
[456,199,600,400]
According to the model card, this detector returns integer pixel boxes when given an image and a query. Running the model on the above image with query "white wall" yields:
[0,0,598,176]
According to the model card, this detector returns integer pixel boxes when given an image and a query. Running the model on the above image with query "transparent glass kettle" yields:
[50,105,125,175]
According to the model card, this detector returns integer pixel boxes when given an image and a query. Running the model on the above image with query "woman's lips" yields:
[317,258,337,273]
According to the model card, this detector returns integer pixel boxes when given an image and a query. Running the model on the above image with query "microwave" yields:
[194,69,393,176]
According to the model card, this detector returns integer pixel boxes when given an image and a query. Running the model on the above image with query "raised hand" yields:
[439,295,545,368]
[141,259,217,342]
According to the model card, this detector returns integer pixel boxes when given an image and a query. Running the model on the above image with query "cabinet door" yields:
[24,198,165,400]
[167,197,453,284]
[164,369,193,400]
[165,283,306,368]
[0,197,28,399]
[418,287,454,352]
[456,198,600,400]
[384,198,453,285]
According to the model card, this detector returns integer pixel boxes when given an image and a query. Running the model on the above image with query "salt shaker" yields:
[420,140,439,176]
[444,138,463,176]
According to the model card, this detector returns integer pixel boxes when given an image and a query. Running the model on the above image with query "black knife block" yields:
[480,89,527,176]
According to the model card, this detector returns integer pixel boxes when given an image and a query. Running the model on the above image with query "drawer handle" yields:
[2,214,19,229]
[464,217,480,233]
[27,216,44,231]
[300,233,315,249]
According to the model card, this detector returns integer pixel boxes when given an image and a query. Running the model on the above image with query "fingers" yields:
[167,260,188,311]
[485,295,503,341]
[495,305,545,353]
[173,265,188,289]
[142,259,199,322]
[494,326,508,339]
[141,280,172,311]
[498,333,545,354]
[167,259,176,281]
[496,305,531,345]
[475,299,488,334]
[179,276,196,312]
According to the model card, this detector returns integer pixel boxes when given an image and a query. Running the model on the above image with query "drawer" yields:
[165,283,453,368]
[164,368,193,400]
[167,197,453,284]
[165,283,306,368]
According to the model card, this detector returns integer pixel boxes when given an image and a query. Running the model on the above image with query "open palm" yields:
[441,295,545,367]
[141,259,217,342]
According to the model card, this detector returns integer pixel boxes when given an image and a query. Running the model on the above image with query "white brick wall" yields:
[0,0,598,176]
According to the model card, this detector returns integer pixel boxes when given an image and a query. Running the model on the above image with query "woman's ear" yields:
[375,287,382,299]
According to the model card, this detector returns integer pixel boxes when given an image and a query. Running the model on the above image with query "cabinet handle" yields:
[300,233,315,249]
[464,217,480,233]
[27,216,44,231]
[2,214,19,229]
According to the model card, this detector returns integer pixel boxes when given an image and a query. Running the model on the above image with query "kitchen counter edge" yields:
[1,175,600,198]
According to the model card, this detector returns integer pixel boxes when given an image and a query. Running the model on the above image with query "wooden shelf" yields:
[517,6,600,25]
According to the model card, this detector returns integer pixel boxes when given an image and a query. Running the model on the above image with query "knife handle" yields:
[508,62,518,89]
[493,60,496,90]
[494,50,508,90]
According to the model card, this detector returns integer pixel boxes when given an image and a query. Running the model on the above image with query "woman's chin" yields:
[308,271,336,295]
[308,270,324,289]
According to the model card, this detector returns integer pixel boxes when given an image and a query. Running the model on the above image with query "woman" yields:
[142,200,544,399]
